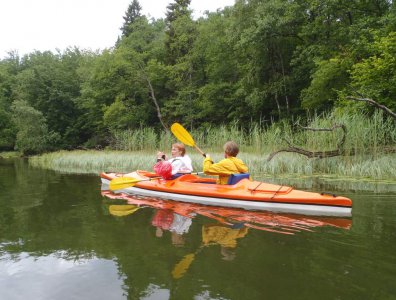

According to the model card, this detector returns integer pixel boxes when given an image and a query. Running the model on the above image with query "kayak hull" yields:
[100,171,352,217]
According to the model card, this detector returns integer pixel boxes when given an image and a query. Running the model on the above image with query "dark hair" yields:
[224,141,239,157]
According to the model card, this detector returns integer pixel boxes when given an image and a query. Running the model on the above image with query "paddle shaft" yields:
[193,145,206,157]
[110,172,205,191]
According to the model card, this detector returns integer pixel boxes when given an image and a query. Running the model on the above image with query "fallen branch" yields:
[267,124,348,161]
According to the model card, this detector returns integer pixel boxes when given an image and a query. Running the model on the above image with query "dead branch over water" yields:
[267,124,349,161]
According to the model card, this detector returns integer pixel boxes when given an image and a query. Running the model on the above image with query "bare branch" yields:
[267,124,348,161]
[346,96,396,120]
[137,62,169,132]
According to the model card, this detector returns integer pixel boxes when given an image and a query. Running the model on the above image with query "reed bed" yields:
[0,151,20,158]
[111,111,395,155]
[29,149,396,182]
[29,111,396,181]
[29,150,155,174]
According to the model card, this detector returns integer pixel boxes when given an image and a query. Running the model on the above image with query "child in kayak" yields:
[203,141,248,184]
[154,143,193,179]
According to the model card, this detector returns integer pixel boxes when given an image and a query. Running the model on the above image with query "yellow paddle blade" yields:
[171,123,195,147]
[109,176,141,191]
[171,253,195,279]
[109,205,140,217]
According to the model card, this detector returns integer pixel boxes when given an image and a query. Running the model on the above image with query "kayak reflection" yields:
[102,190,351,280]
[101,190,351,235]
[170,222,249,279]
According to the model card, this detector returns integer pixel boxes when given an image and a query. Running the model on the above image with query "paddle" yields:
[172,243,217,279]
[109,172,204,191]
[109,176,161,191]
[172,250,201,279]
[109,204,140,217]
[171,123,206,157]
[172,222,229,280]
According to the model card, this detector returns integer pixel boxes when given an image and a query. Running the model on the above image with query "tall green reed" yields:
[30,111,396,180]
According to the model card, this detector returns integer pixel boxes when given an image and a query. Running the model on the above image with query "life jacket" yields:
[153,161,173,180]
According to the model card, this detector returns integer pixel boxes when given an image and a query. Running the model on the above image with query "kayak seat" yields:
[227,173,250,185]
[171,173,185,179]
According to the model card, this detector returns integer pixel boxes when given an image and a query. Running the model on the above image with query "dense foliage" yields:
[0,0,395,154]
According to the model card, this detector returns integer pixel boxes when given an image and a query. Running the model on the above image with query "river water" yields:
[1,158,396,300]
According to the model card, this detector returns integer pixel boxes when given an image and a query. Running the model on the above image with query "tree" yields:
[228,0,303,120]
[0,53,20,150]
[301,57,352,110]
[120,0,143,37]
[295,0,392,111]
[11,100,60,155]
[349,32,396,111]
[185,9,240,125]
[165,0,191,23]
[13,49,86,149]
[0,108,15,150]
[80,18,169,133]
[165,0,192,64]
[116,18,169,130]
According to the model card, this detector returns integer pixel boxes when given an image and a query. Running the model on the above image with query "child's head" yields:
[224,141,239,157]
[171,143,186,157]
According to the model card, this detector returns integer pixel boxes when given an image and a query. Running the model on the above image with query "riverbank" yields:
[0,151,21,158]
[29,150,396,188]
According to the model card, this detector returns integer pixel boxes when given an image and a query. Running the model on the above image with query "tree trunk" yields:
[138,62,169,132]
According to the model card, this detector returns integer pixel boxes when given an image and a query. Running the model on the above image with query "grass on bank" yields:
[0,151,21,158]
[29,110,396,182]
[29,149,396,181]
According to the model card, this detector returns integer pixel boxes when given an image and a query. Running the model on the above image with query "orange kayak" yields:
[100,170,352,217]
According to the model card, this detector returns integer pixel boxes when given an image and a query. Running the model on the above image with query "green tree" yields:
[13,49,86,148]
[0,109,15,150]
[80,18,168,134]
[227,0,304,121]
[349,32,396,111]
[187,9,240,125]
[162,0,202,125]
[11,100,60,155]
[0,53,20,150]
[162,15,198,125]
[301,57,352,110]
[165,0,192,64]
[296,0,392,111]
[121,0,143,37]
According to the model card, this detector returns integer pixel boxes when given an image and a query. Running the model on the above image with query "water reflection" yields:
[102,190,352,280]
[101,190,352,236]
[152,209,193,247]
[2,158,396,299]
[202,223,248,261]
[0,251,126,300]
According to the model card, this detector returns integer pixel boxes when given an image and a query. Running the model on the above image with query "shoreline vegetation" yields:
[0,151,20,158]
[28,111,396,190]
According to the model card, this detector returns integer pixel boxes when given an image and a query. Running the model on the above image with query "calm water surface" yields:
[1,158,396,300]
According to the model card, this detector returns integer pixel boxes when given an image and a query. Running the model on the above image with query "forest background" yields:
[0,0,395,166]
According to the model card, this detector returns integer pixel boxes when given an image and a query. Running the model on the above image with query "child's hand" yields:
[157,151,165,159]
